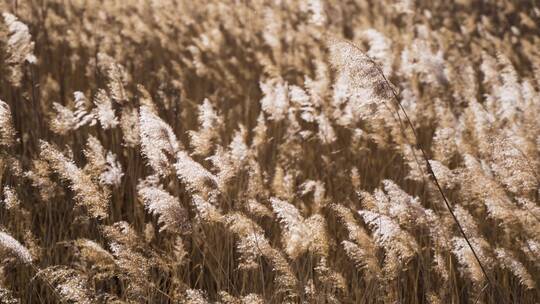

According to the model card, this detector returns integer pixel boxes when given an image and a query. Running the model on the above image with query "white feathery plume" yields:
[0,231,32,263]
[393,0,414,14]
[328,37,392,105]
[96,53,130,105]
[494,248,535,289]
[83,136,123,187]
[73,91,97,128]
[464,101,495,155]
[38,266,95,304]
[342,240,373,271]
[94,89,119,129]
[229,125,249,165]
[489,136,537,195]
[206,125,249,191]
[289,85,315,123]
[373,180,429,228]
[450,209,494,284]
[361,29,393,77]
[102,222,152,299]
[316,113,336,144]
[139,105,180,176]
[206,147,235,192]
[515,197,540,228]
[189,98,222,156]
[299,180,326,208]
[206,124,249,193]
[358,210,418,278]
[83,135,107,178]
[198,98,222,129]
[271,165,296,201]
[2,186,20,210]
[100,152,123,187]
[452,237,488,285]
[184,289,210,304]
[106,63,129,104]
[74,239,115,265]
[0,286,21,303]
[186,45,208,77]
[428,160,457,190]
[271,198,329,259]
[219,291,264,304]
[452,206,481,238]
[224,213,267,270]
[271,197,310,259]
[401,145,428,182]
[261,9,281,50]
[175,151,217,194]
[224,213,298,299]
[24,160,58,201]
[483,197,519,230]
[400,36,447,86]
[40,141,109,219]
[432,127,458,165]
[50,103,77,135]
[305,214,330,257]
[2,13,36,63]
[330,204,380,279]
[191,194,222,223]
[329,38,391,127]
[301,0,326,26]
[137,84,156,110]
[245,199,273,218]
[2,13,36,87]
[259,78,289,121]
[0,100,16,147]
[487,54,524,123]
[50,92,96,134]
[137,178,190,233]
[246,160,268,199]
[350,167,361,188]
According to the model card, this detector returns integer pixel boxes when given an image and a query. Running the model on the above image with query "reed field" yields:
[0,0,539,303]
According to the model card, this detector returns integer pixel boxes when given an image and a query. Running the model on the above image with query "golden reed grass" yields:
[0,0,539,303]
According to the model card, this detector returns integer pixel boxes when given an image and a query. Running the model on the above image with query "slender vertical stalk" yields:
[336,39,495,294]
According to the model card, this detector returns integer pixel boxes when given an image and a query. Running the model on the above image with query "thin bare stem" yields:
[341,40,495,292]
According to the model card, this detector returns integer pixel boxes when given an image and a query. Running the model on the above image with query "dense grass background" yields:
[0,0,539,303]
